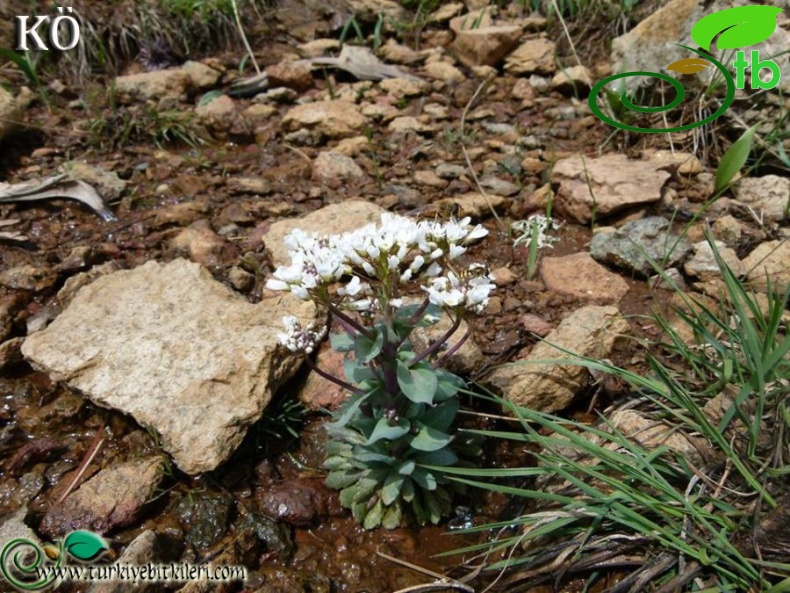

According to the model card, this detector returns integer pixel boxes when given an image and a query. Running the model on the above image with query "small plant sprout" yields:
[266,213,493,528]
[511,214,560,279]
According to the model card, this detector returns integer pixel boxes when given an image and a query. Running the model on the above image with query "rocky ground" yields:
[0,0,788,591]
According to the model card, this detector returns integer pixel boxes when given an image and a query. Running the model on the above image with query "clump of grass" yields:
[88,104,208,149]
[52,0,272,84]
[435,239,790,592]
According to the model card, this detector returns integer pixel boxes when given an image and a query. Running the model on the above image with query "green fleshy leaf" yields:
[403,402,425,419]
[382,502,403,529]
[394,304,422,320]
[434,369,466,402]
[363,499,384,529]
[354,328,384,362]
[63,531,109,562]
[396,361,438,404]
[423,491,443,524]
[366,417,411,445]
[324,456,353,471]
[326,441,354,456]
[410,423,453,452]
[326,470,363,490]
[353,450,395,465]
[381,473,404,505]
[401,477,415,502]
[344,357,375,384]
[412,467,438,491]
[329,386,378,429]
[340,475,381,506]
[330,331,355,352]
[351,501,368,522]
[411,492,428,524]
[398,460,416,476]
[414,448,458,467]
[420,399,459,433]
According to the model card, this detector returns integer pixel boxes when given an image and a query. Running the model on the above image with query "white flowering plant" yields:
[266,212,494,529]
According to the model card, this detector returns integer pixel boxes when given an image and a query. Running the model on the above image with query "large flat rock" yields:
[22,259,314,474]
[484,305,629,413]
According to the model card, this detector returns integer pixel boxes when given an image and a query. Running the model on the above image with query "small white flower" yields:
[338,275,361,296]
[277,316,327,354]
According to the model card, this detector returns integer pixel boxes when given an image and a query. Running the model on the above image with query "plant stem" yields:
[328,303,375,340]
[409,314,462,367]
[304,355,364,395]
[433,326,471,369]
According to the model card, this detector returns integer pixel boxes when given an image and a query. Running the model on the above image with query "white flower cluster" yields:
[423,264,496,314]
[266,213,490,311]
[277,316,328,354]
[511,214,560,249]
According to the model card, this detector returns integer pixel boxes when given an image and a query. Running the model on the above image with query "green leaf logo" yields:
[691,5,783,51]
[63,531,109,562]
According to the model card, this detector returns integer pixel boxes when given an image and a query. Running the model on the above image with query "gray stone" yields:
[742,240,790,292]
[114,68,193,105]
[167,221,235,269]
[264,201,387,267]
[683,240,745,281]
[552,154,671,223]
[0,337,24,369]
[65,162,127,201]
[484,305,629,413]
[181,61,222,89]
[541,252,630,304]
[0,507,41,551]
[423,61,466,84]
[504,37,556,75]
[734,175,789,222]
[478,175,520,197]
[550,65,594,93]
[40,457,165,538]
[312,151,367,184]
[0,264,57,292]
[379,77,431,98]
[590,217,692,277]
[435,163,467,179]
[22,259,315,473]
[449,11,523,68]
[282,101,368,140]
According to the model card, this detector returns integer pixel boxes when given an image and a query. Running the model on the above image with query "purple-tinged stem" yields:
[432,326,471,369]
[304,355,364,395]
[409,313,462,367]
[327,303,374,340]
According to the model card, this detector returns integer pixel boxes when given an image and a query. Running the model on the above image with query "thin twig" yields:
[283,143,313,165]
[230,0,260,74]
[377,552,475,593]
[459,79,507,237]
[57,426,106,504]
[549,0,582,68]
